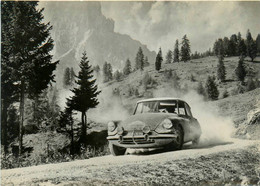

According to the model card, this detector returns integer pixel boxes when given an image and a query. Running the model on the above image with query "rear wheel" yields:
[109,142,126,156]
[166,125,184,151]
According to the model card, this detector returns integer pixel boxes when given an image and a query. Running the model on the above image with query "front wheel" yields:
[109,142,126,156]
[166,125,184,151]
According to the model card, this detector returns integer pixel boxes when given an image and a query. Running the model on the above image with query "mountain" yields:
[41,2,156,83]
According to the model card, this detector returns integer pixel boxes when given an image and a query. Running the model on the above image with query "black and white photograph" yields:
[1,0,260,185]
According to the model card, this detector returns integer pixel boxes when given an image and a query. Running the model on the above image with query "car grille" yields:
[119,130,155,144]
[120,137,154,144]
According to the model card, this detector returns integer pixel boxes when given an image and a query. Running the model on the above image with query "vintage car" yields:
[107,98,202,156]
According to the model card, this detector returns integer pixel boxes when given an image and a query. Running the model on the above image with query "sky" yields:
[101,1,260,53]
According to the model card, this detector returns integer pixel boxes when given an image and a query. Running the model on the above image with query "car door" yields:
[177,101,193,142]
[184,103,201,140]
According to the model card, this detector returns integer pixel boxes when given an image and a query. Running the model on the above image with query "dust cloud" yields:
[58,82,235,146]
[88,87,131,124]
[154,88,235,146]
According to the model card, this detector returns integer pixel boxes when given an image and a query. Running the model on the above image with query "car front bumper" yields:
[107,133,178,148]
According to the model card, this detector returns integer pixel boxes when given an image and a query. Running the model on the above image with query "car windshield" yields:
[134,100,177,114]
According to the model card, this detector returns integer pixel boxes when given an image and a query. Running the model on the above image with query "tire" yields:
[109,142,126,156]
[166,125,184,151]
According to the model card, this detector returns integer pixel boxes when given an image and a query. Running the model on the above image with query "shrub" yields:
[222,89,229,98]
[246,78,257,91]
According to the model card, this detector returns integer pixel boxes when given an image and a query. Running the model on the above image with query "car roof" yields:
[137,97,187,104]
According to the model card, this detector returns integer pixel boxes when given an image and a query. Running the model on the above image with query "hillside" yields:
[94,56,260,127]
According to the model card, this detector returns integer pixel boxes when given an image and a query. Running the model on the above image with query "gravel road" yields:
[1,139,259,185]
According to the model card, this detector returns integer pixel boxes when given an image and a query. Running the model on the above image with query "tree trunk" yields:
[19,80,25,156]
[81,111,87,144]
[70,122,74,157]
[1,99,9,155]
[33,95,39,127]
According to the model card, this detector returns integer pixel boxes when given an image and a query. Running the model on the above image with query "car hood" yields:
[120,113,179,130]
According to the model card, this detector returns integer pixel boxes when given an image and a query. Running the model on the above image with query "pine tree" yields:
[180,35,191,62]
[1,1,58,155]
[238,39,247,57]
[246,29,257,61]
[123,58,132,76]
[135,47,144,71]
[144,56,150,67]
[173,39,179,62]
[114,70,122,82]
[107,63,113,81]
[205,76,219,100]
[256,34,260,54]
[102,62,113,82]
[165,50,173,64]
[213,38,224,56]
[102,62,108,82]
[155,47,163,71]
[217,55,226,82]
[228,34,238,56]
[63,67,71,88]
[235,57,246,82]
[68,51,101,143]
[223,37,230,56]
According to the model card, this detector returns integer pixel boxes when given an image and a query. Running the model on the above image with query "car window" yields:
[134,100,178,114]
[134,101,158,114]
[158,101,177,113]
[184,103,192,117]
[178,101,186,115]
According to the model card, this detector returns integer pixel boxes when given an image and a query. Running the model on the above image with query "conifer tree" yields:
[205,76,219,100]
[165,50,173,64]
[181,35,191,62]
[213,38,224,56]
[217,55,226,82]
[107,63,113,80]
[235,57,246,82]
[228,34,238,56]
[223,37,230,56]
[63,67,71,88]
[256,34,260,54]
[102,62,113,82]
[1,1,58,155]
[114,70,122,82]
[135,47,144,71]
[155,47,163,71]
[123,58,132,76]
[102,62,108,82]
[246,29,257,61]
[67,51,101,143]
[238,39,247,57]
[173,39,179,62]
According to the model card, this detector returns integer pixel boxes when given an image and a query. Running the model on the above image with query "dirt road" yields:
[1,139,260,185]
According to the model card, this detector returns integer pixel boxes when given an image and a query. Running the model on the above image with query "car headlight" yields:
[108,121,116,132]
[161,119,173,129]
[117,126,124,135]
[142,126,151,134]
